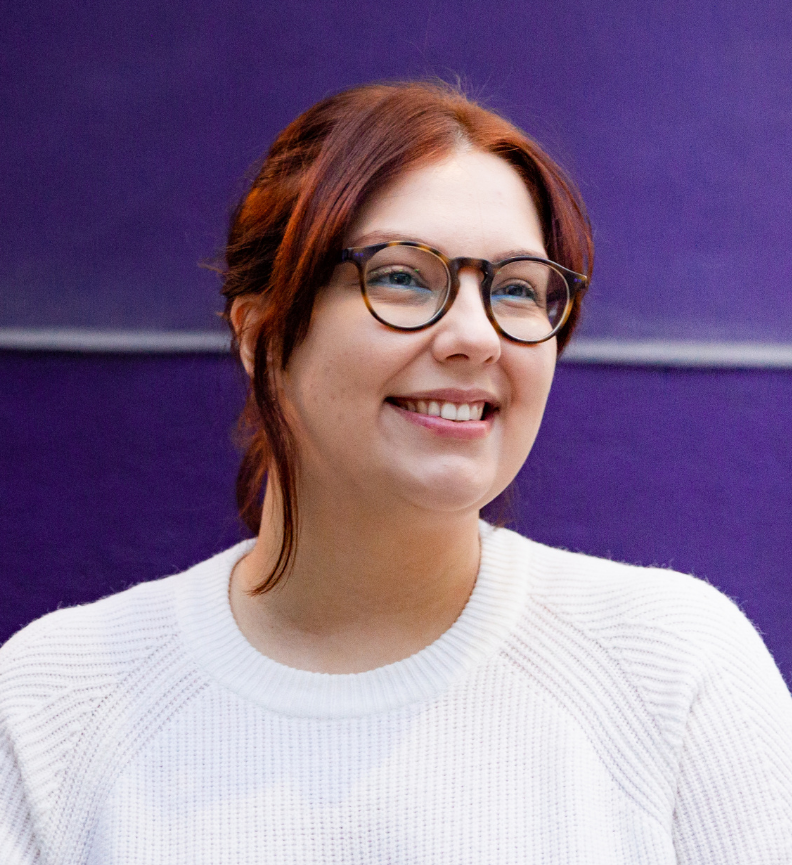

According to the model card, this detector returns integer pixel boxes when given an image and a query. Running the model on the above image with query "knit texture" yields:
[2,523,791,864]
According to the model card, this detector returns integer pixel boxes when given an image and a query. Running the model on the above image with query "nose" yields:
[430,267,501,365]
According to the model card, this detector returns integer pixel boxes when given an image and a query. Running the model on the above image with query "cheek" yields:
[503,349,556,452]
[285,324,400,443]
[287,355,354,439]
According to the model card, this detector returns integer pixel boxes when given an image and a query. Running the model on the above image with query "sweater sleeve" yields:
[0,618,52,865]
[0,576,187,865]
[671,591,792,863]
[0,718,41,864]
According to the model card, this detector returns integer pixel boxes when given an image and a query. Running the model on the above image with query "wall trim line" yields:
[561,338,792,368]
[2,328,792,368]
[0,328,230,353]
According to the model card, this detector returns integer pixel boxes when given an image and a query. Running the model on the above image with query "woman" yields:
[2,82,791,864]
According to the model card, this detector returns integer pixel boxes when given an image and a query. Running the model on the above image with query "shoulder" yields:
[0,541,253,733]
[488,524,766,662]
[0,546,248,860]
[488,524,792,748]
[0,541,248,735]
[487,526,792,828]
[0,544,250,805]
[0,570,184,849]
[1,568,180,671]
[0,569,185,738]
[0,540,252,685]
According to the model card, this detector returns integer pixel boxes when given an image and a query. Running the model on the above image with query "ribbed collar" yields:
[174,522,533,719]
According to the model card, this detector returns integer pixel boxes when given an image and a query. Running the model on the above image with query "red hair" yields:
[221,81,593,592]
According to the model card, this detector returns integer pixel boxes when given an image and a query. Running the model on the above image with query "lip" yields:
[385,388,497,440]
[388,388,499,407]
[387,402,493,440]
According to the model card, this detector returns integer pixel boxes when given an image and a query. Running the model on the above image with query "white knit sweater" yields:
[2,524,792,864]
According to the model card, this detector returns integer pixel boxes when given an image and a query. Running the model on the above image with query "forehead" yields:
[346,148,547,260]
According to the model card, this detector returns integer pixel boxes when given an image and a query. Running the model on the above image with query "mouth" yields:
[385,397,497,423]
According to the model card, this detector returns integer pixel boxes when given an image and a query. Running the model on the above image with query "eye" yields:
[367,265,431,291]
[491,280,542,304]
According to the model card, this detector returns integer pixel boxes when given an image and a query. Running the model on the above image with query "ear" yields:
[229,296,265,378]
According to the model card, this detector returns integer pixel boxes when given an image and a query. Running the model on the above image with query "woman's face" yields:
[279,148,557,517]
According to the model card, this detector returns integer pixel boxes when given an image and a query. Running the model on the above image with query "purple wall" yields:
[2,4,791,684]
[3,1,792,338]
[2,353,790,685]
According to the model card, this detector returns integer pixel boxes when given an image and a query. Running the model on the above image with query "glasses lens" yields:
[364,245,450,328]
[490,260,570,342]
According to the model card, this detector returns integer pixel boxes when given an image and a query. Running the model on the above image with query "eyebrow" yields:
[347,230,421,247]
[347,231,548,261]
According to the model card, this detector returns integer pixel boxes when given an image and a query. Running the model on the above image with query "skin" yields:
[229,147,557,673]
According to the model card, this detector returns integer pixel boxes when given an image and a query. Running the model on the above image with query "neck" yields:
[229,482,482,674]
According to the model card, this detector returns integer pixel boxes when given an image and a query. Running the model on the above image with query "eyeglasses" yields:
[340,241,588,344]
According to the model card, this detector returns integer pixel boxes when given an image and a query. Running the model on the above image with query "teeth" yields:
[398,399,488,421]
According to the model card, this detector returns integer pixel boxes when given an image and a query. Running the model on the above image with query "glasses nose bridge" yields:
[440,256,498,335]
[446,256,493,295]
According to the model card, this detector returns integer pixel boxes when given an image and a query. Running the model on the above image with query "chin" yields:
[397,462,504,514]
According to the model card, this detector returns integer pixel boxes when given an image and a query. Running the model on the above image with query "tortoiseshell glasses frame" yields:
[339,240,589,345]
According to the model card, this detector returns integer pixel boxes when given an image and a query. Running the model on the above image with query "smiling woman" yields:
[221,82,591,595]
[229,146,563,672]
[2,82,791,865]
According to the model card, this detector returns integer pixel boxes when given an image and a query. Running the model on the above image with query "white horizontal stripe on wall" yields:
[561,339,792,368]
[0,328,230,353]
[2,328,792,369]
